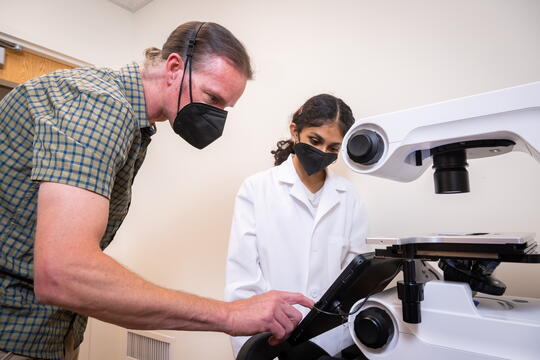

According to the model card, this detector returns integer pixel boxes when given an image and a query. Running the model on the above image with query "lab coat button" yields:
[310,289,319,298]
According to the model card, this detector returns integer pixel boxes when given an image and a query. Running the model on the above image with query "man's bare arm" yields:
[34,182,313,341]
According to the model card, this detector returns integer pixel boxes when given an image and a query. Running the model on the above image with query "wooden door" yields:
[0,47,77,102]
[0,48,74,85]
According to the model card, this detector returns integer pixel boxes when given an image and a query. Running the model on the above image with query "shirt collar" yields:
[118,63,150,129]
[276,155,347,192]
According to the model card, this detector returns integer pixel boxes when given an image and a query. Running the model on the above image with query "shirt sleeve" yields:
[30,92,134,199]
[224,178,268,357]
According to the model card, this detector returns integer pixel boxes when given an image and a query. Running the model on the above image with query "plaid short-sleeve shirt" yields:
[0,63,155,359]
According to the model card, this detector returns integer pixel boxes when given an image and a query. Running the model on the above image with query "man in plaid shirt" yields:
[0,21,312,360]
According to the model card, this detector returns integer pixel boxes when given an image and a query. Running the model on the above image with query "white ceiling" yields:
[108,0,155,12]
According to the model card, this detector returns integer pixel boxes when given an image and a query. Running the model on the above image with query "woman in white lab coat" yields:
[225,94,370,358]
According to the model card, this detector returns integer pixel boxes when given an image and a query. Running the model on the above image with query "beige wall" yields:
[0,0,136,68]
[2,0,540,359]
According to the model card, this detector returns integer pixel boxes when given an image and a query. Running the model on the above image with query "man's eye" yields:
[205,93,216,104]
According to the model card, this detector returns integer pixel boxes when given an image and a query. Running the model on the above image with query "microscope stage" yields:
[367,232,534,245]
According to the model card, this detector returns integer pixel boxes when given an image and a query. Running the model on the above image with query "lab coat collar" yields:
[277,156,347,224]
[276,155,347,191]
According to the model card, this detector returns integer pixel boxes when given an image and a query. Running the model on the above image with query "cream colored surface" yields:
[0,0,137,68]
[1,0,540,359]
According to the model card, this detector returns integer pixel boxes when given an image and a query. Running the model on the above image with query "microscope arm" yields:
[342,81,540,184]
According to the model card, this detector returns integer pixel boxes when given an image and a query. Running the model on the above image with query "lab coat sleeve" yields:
[224,178,268,358]
[342,191,371,269]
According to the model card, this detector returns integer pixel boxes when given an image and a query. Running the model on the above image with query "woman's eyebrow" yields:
[308,132,341,145]
[308,132,324,141]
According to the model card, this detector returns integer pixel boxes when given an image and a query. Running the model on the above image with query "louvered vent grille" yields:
[126,331,172,360]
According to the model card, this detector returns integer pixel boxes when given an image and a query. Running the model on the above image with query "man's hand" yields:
[224,290,314,345]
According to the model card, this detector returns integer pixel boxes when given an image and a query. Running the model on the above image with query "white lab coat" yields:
[225,156,370,358]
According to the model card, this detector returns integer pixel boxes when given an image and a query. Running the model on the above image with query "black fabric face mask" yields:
[173,24,228,149]
[294,142,338,176]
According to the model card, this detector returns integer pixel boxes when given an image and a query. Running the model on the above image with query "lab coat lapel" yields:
[313,174,344,227]
[277,156,311,210]
[290,181,310,209]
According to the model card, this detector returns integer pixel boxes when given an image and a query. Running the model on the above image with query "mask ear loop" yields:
[177,22,206,109]
[177,58,190,110]
[187,22,206,103]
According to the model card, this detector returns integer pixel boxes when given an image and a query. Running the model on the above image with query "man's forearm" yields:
[36,249,230,332]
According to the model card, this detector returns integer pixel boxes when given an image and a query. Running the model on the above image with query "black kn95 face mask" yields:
[172,23,228,149]
[294,142,337,176]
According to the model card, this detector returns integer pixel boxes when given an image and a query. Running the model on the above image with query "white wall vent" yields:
[126,330,173,360]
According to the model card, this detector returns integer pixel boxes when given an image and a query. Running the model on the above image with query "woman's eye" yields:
[310,138,320,145]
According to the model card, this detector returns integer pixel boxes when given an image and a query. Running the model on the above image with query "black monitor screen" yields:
[288,253,402,345]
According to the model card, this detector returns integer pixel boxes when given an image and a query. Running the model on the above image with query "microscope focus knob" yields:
[347,130,384,165]
[354,307,394,349]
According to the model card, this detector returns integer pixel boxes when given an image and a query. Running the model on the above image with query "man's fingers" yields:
[280,303,303,326]
[226,291,314,339]
[280,291,315,308]
[274,305,295,335]
[268,319,286,343]
[268,335,280,346]
[267,301,304,348]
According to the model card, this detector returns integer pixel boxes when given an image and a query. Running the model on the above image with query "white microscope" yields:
[237,82,540,360]
[342,81,540,360]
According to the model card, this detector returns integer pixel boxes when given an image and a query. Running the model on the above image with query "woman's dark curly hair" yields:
[271,94,355,166]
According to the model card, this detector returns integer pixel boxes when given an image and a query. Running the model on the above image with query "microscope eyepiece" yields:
[347,130,384,165]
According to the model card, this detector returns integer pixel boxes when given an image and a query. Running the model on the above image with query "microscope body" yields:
[342,81,540,359]
[349,279,540,360]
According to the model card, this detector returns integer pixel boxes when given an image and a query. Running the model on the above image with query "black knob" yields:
[354,307,394,349]
[347,130,384,165]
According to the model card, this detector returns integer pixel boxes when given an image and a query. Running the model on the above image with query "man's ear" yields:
[165,53,184,85]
